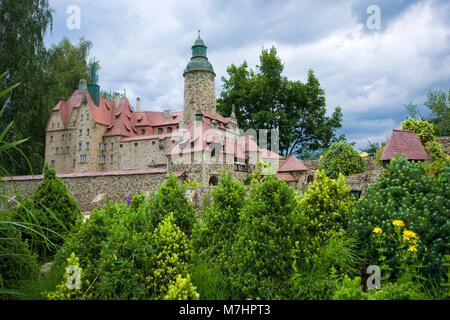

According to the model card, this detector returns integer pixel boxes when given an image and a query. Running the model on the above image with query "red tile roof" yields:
[380,129,429,161]
[278,155,308,172]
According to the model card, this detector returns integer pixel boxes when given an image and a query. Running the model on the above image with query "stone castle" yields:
[45,34,310,187]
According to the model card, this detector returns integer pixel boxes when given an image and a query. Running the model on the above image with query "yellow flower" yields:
[402,230,418,242]
[392,219,405,228]
[408,245,417,253]
[373,227,382,234]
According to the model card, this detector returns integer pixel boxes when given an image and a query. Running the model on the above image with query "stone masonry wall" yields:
[184,71,216,125]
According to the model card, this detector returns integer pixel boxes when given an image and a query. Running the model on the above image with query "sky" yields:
[46,0,450,149]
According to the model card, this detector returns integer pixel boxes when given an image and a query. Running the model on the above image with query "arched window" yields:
[307,175,314,184]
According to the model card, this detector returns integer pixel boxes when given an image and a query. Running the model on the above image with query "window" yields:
[152,141,156,145]
[69,133,72,140]
[158,128,163,134]
[72,159,76,168]
[81,114,84,121]
[98,155,106,164]
[135,143,138,147]
[191,141,195,149]
[86,114,89,121]
[168,127,173,134]
[120,144,123,148]
[55,147,59,155]
[80,154,87,163]
[141,129,146,135]
[110,155,114,163]
[52,123,55,129]
[57,122,60,128]
[110,143,114,150]
[50,135,53,142]
[66,147,70,154]
[99,143,105,151]
[159,140,164,150]
[86,142,90,150]
[79,129,82,136]
[86,129,90,136]
[77,143,82,151]
[211,148,216,158]
[50,160,56,167]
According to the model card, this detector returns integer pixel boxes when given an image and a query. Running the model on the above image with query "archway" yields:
[209,175,219,186]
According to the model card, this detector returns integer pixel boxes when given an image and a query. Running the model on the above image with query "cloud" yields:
[46,0,450,149]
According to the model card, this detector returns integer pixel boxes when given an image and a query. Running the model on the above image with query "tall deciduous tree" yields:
[217,47,343,157]
[47,37,92,105]
[0,0,53,174]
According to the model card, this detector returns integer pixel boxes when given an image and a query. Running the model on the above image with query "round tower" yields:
[183,31,216,125]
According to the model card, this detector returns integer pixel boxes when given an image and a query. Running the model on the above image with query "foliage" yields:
[360,140,380,157]
[193,172,246,270]
[350,157,450,281]
[46,253,89,300]
[15,166,82,258]
[147,213,192,299]
[190,259,231,300]
[296,170,354,248]
[217,47,342,156]
[183,179,202,188]
[291,234,361,300]
[424,89,450,136]
[332,276,367,300]
[424,140,449,163]
[164,275,200,300]
[243,160,275,185]
[147,174,197,235]
[227,176,296,299]
[0,0,53,174]
[319,141,368,178]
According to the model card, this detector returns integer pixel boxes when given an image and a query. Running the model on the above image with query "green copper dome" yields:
[184,32,215,76]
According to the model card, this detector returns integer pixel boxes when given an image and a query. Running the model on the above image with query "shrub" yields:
[332,276,367,300]
[147,175,197,235]
[192,172,246,269]
[15,166,82,258]
[350,157,450,281]
[319,141,368,178]
[424,140,449,163]
[164,275,200,300]
[190,259,231,300]
[227,176,296,299]
[147,213,192,299]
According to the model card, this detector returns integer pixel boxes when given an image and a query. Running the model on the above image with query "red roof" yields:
[278,155,308,172]
[380,130,429,161]
[276,172,297,182]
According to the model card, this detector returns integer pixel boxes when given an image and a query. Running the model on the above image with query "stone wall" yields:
[345,169,383,193]
[438,136,450,154]
[183,71,216,125]
[2,169,167,212]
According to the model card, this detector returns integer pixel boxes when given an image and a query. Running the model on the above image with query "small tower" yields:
[183,31,216,125]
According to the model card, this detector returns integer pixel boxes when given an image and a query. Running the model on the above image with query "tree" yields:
[227,176,297,299]
[319,141,368,178]
[217,47,343,157]
[0,0,53,174]
[192,172,246,269]
[424,89,450,136]
[147,175,197,235]
[47,37,92,105]
[15,166,82,258]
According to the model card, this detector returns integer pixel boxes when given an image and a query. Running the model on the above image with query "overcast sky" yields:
[46,0,450,149]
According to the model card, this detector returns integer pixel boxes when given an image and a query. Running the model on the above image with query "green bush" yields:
[147,213,192,299]
[296,170,354,248]
[227,176,297,299]
[147,174,197,235]
[190,259,231,300]
[15,166,82,258]
[319,141,368,178]
[350,157,450,281]
[164,275,200,300]
[192,172,246,270]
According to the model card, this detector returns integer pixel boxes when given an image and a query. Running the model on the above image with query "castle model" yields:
[45,34,310,186]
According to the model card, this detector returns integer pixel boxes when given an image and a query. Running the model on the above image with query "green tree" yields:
[147,213,192,299]
[319,141,368,178]
[217,47,343,157]
[227,176,297,299]
[15,166,82,258]
[147,174,197,235]
[164,275,200,300]
[424,89,450,136]
[193,172,246,269]
[0,0,53,174]
[46,37,92,105]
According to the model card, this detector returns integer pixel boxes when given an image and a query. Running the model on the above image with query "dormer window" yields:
[141,129,146,135]
[168,127,173,134]
[158,128,164,134]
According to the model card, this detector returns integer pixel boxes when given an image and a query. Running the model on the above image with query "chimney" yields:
[114,93,120,109]
[78,79,87,92]
[136,97,142,112]
[164,109,171,118]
